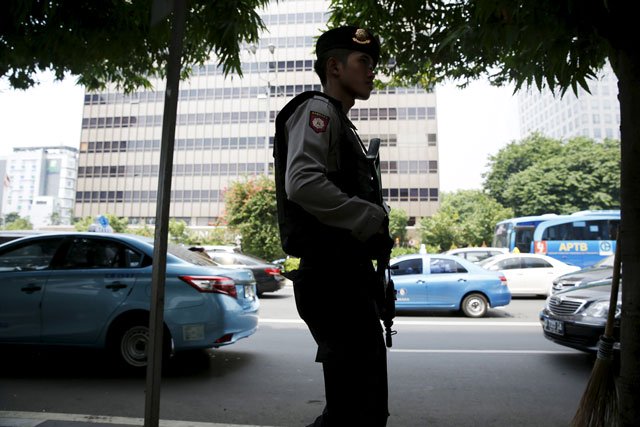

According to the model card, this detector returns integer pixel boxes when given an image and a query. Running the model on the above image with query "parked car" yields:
[443,247,510,263]
[0,232,259,369]
[478,253,580,297]
[205,251,286,296]
[390,254,511,318]
[552,254,615,294]
[539,279,620,353]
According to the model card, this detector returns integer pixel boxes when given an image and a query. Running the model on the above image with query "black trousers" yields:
[293,258,389,427]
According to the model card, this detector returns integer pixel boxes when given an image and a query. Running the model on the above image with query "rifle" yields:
[376,256,397,347]
[367,138,397,347]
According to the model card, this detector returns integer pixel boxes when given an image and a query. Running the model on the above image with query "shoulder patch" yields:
[309,111,330,133]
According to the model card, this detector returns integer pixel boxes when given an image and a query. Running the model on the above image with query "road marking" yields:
[391,349,579,355]
[393,320,540,327]
[0,411,280,427]
[259,318,540,327]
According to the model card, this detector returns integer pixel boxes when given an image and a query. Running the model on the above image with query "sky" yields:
[0,72,521,192]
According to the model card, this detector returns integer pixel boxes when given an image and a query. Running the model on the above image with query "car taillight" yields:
[499,275,508,286]
[180,276,237,298]
[264,267,281,276]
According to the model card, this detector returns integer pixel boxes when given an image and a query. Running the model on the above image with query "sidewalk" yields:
[0,412,278,427]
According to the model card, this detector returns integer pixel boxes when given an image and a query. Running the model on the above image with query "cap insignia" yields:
[352,28,371,45]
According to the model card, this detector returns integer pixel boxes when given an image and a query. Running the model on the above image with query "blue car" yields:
[390,254,511,317]
[0,232,259,369]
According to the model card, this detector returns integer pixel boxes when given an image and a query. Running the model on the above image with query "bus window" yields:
[608,220,620,240]
[492,223,511,248]
[515,227,534,253]
[542,219,612,241]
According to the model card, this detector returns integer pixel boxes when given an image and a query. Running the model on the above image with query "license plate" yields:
[543,318,564,335]
[244,284,256,299]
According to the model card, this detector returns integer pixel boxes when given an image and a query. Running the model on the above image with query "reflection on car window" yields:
[0,238,63,272]
[595,255,615,268]
[523,257,552,268]
[211,254,239,265]
[465,252,487,263]
[210,253,263,266]
[61,238,142,269]
[168,243,218,267]
[123,248,144,268]
[392,258,423,275]
[430,258,467,274]
[497,258,522,270]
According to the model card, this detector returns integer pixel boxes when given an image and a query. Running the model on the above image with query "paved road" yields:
[0,285,593,427]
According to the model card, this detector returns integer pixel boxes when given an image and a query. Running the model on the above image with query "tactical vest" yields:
[273,91,384,259]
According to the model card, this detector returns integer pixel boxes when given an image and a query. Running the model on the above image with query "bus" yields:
[492,210,620,268]
[492,214,561,254]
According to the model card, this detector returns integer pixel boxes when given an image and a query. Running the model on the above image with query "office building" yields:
[518,62,620,141]
[75,0,440,226]
[1,146,78,227]
[0,157,7,218]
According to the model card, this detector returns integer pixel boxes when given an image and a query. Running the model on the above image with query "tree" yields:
[389,208,409,246]
[3,212,21,225]
[330,2,639,422]
[4,217,33,230]
[483,133,563,206]
[168,218,194,244]
[224,175,284,261]
[49,211,62,226]
[419,190,513,252]
[2,0,269,92]
[484,135,620,215]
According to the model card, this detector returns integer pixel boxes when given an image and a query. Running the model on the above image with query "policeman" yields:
[273,26,393,426]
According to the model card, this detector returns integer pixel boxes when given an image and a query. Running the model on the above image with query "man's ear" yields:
[326,56,342,80]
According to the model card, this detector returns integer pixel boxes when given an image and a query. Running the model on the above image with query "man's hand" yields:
[365,223,393,259]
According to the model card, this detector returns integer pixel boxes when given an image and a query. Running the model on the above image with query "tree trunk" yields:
[615,45,640,426]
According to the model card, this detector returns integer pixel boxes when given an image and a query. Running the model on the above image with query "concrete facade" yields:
[2,146,78,227]
[75,0,440,226]
[518,62,620,141]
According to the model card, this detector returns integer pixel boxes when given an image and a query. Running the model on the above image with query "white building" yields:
[0,157,7,216]
[518,62,620,141]
[2,146,78,227]
[75,0,440,226]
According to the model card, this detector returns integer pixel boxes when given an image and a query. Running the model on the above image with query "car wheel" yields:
[461,293,488,318]
[109,316,171,370]
[119,322,150,368]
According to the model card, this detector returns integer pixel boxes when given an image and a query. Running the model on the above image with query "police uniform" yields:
[273,26,392,427]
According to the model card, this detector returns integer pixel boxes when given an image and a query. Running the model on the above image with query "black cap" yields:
[316,26,380,67]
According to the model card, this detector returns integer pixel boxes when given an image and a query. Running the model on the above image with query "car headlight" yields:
[582,301,622,318]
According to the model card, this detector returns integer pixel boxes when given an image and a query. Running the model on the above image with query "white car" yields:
[444,247,510,263]
[478,253,580,297]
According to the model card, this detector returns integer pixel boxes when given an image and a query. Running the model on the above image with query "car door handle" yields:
[21,284,42,294]
[416,280,426,284]
[458,278,467,282]
[106,282,128,291]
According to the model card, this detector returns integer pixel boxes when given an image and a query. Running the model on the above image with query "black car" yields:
[206,251,287,296]
[551,254,615,294]
[540,279,620,353]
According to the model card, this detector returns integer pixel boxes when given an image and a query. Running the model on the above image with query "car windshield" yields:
[168,243,218,267]
[210,253,266,266]
[477,255,501,267]
[593,255,615,268]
